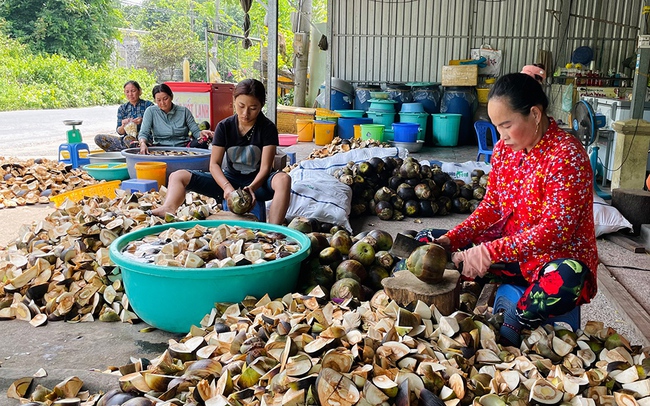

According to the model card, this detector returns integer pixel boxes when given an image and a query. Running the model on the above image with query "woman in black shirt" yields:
[151,79,291,224]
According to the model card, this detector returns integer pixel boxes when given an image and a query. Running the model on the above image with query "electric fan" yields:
[571,100,610,199]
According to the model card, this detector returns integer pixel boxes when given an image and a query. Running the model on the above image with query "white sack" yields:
[283,169,353,231]
[593,194,633,237]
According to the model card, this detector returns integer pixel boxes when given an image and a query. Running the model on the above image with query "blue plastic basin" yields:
[109,220,311,333]
[400,103,425,113]
[121,147,211,182]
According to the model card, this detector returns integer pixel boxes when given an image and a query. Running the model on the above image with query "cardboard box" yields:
[441,65,478,86]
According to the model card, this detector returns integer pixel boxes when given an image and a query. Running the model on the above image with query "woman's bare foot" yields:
[150,206,175,217]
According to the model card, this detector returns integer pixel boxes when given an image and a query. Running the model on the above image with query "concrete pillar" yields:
[611,119,650,189]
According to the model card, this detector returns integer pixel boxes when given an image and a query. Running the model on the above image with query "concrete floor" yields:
[1,141,649,401]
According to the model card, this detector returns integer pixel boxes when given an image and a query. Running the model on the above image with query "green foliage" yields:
[0,32,156,111]
[0,0,123,65]
[122,0,323,84]
[140,19,204,81]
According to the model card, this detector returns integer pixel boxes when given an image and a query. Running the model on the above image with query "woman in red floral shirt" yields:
[428,73,598,345]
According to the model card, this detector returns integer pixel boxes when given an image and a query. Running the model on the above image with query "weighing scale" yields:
[63,119,83,144]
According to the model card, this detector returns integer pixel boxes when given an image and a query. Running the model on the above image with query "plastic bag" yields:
[562,83,574,112]
[470,45,502,76]
[440,161,492,184]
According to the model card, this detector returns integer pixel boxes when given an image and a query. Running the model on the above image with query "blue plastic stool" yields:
[222,199,267,222]
[121,179,159,193]
[58,142,91,169]
[493,284,581,331]
[474,120,499,163]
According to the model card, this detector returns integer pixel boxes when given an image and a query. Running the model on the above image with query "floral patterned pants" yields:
[415,228,590,329]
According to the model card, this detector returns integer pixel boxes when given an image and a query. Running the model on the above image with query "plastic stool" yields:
[121,179,159,193]
[58,143,90,169]
[493,284,581,331]
[222,199,267,222]
[286,152,297,165]
[474,120,499,163]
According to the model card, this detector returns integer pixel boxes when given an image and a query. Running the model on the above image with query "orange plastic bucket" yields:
[296,119,314,142]
[135,162,167,188]
[353,125,362,139]
[314,121,336,146]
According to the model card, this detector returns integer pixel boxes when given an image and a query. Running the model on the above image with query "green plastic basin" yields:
[82,162,130,181]
[109,220,311,333]
[335,109,366,118]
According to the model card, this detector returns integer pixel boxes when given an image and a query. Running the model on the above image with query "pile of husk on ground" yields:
[6,290,650,406]
[0,189,219,326]
[283,137,388,173]
[0,158,99,209]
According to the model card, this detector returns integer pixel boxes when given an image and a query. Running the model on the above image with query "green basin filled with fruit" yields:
[109,220,311,333]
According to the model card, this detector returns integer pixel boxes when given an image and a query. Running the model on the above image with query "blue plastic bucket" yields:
[392,123,420,143]
[432,113,462,147]
[440,87,478,146]
[337,117,373,140]
[399,112,429,142]
[366,110,396,127]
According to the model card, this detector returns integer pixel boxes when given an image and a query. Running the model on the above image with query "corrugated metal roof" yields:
[328,0,643,84]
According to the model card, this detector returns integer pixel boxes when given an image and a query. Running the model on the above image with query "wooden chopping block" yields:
[381,269,461,315]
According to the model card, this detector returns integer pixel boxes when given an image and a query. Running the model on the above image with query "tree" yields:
[0,0,122,65]
[140,18,203,81]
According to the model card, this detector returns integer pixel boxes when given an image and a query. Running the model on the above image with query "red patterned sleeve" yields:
[445,143,505,251]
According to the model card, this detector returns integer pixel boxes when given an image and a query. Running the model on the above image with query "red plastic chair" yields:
[474,120,499,163]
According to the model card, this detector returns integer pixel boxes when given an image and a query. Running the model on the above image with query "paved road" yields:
[0,106,119,159]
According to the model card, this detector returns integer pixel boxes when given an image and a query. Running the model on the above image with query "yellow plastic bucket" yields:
[353,125,362,139]
[135,162,167,188]
[314,121,336,146]
[477,88,490,104]
[296,119,314,142]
